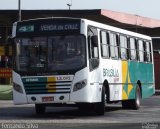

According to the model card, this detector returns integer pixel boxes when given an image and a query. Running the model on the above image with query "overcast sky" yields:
[0,0,160,20]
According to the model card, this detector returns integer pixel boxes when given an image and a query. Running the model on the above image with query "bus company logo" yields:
[103,68,119,77]
[25,78,39,82]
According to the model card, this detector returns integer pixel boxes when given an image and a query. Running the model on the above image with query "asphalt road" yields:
[0,95,160,129]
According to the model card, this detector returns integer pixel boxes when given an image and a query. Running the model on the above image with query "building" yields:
[0,9,160,89]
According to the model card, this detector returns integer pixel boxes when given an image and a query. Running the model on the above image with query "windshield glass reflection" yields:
[16,35,86,72]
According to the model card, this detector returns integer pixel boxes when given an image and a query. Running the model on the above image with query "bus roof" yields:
[15,17,151,40]
[82,18,151,40]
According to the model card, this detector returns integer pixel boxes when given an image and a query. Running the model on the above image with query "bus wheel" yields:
[35,104,46,115]
[94,86,105,115]
[122,86,141,110]
[131,86,141,110]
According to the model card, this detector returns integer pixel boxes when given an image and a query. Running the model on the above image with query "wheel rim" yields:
[105,94,107,103]
[136,87,141,107]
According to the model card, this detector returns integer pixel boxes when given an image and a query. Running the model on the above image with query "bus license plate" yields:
[42,96,54,102]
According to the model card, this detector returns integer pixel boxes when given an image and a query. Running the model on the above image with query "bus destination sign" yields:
[16,19,81,37]
[40,23,79,32]
[18,25,34,33]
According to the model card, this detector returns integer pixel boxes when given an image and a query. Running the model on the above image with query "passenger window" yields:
[149,42,152,62]
[138,40,144,62]
[129,38,137,60]
[144,41,147,62]
[109,32,119,59]
[145,41,152,62]
[120,35,128,60]
[100,31,110,58]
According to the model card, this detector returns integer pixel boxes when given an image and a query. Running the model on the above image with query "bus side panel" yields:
[101,59,122,101]
[122,61,155,100]
[139,63,154,98]
[125,62,155,100]
[122,61,136,100]
[101,59,154,101]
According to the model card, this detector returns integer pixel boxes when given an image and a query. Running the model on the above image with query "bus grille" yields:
[23,81,72,95]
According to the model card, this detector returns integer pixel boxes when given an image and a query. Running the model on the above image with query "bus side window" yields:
[138,40,144,62]
[149,42,152,62]
[100,31,110,58]
[135,39,139,61]
[120,35,128,60]
[109,32,119,59]
[145,41,152,62]
[88,26,99,71]
[116,34,119,58]
[129,37,137,61]
[144,41,147,62]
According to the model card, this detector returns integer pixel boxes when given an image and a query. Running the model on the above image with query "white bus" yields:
[12,17,155,115]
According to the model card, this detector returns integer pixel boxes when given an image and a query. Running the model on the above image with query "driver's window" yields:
[88,26,99,71]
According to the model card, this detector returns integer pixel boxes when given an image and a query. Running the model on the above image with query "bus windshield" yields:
[15,35,86,72]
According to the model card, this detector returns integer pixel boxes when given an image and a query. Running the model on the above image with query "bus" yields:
[12,17,155,115]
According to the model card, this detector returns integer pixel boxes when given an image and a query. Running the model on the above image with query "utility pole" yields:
[18,0,21,21]
[67,0,72,10]
[135,15,139,32]
[135,15,142,33]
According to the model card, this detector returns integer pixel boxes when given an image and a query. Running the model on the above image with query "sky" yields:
[0,0,160,20]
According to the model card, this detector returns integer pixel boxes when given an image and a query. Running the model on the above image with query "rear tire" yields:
[35,104,46,115]
[132,86,141,109]
[122,86,141,110]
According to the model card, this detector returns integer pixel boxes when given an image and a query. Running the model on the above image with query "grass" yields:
[0,85,13,100]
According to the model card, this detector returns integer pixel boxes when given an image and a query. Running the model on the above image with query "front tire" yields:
[94,86,105,115]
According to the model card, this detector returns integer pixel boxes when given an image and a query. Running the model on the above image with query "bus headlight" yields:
[13,82,23,93]
[73,79,87,92]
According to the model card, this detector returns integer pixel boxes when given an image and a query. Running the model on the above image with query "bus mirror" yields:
[91,35,98,47]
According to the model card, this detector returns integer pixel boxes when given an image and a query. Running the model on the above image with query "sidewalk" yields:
[0,85,12,100]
